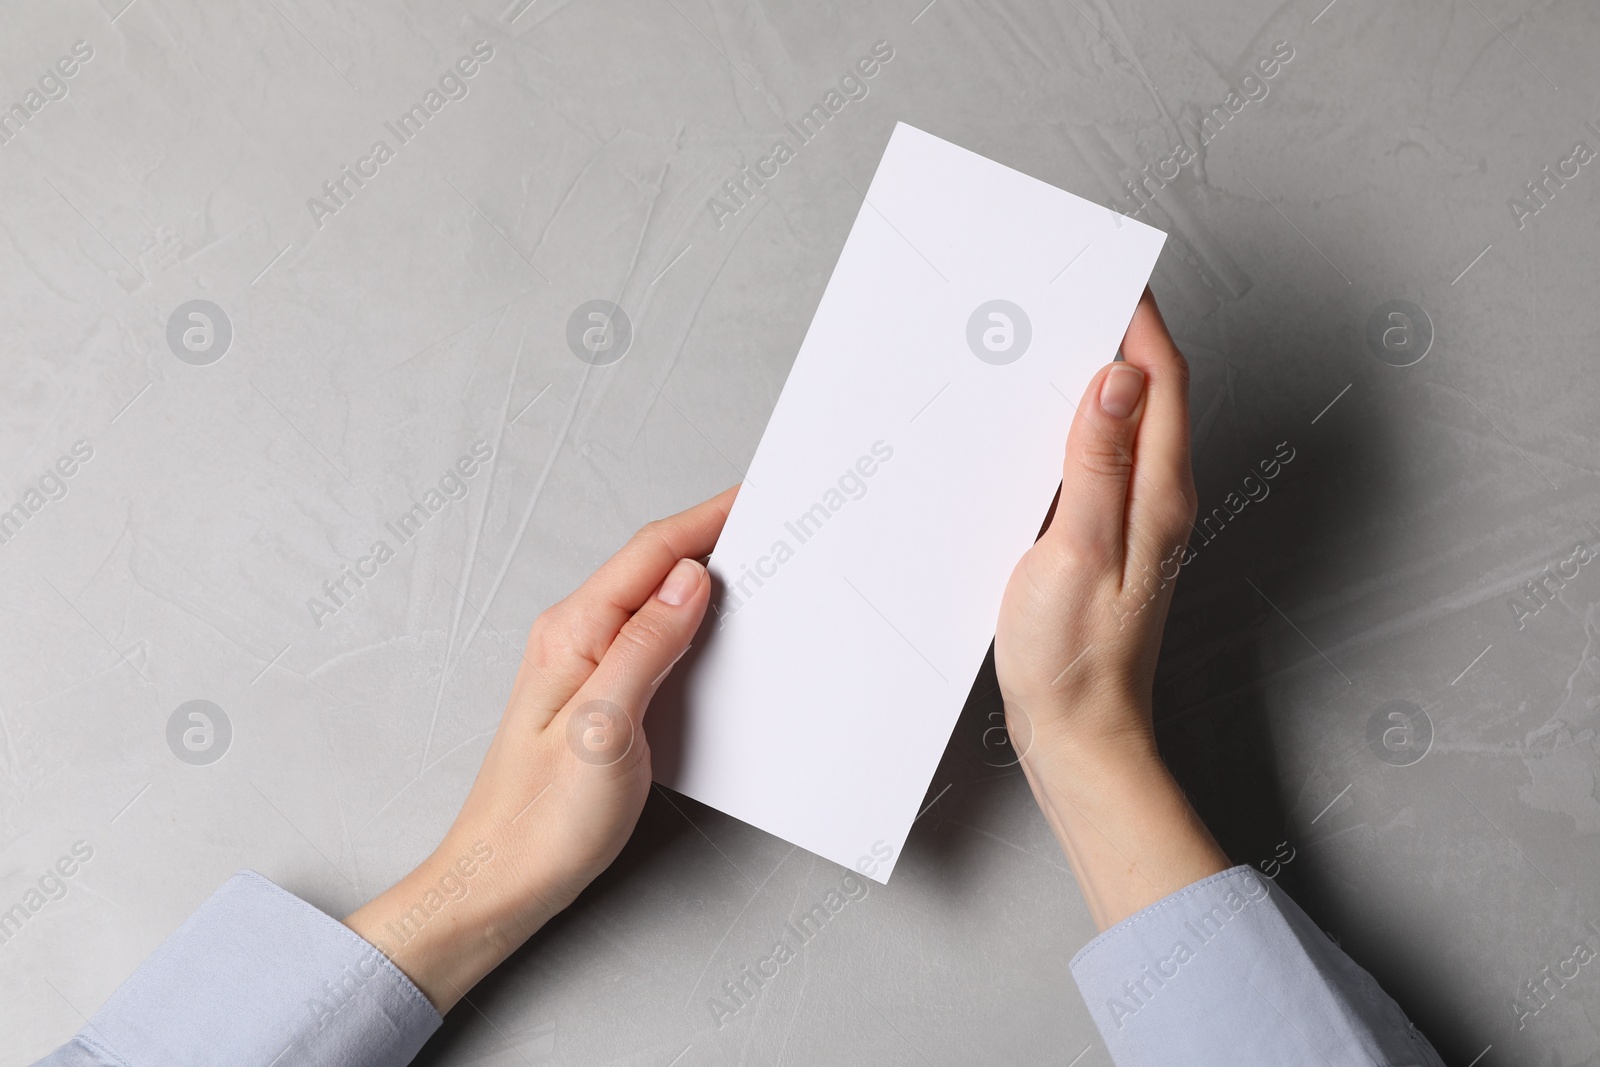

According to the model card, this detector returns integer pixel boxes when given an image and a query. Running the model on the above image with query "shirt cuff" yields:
[64,870,441,1067]
[1069,866,1444,1067]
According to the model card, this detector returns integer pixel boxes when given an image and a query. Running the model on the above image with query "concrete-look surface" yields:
[1,1,1597,1064]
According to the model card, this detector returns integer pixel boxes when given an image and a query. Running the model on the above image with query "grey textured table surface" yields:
[2,1,1598,1064]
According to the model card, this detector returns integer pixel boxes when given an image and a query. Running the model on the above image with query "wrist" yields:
[1022,722,1176,835]
[1012,702,1230,930]
[1007,692,1161,781]
[345,836,560,1013]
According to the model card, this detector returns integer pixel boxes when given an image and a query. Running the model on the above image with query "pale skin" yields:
[345,288,1230,1012]
[993,289,1230,930]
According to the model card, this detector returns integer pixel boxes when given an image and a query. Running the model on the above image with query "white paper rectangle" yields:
[649,123,1166,882]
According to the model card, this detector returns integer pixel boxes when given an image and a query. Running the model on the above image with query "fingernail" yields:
[1099,364,1145,418]
[657,558,702,606]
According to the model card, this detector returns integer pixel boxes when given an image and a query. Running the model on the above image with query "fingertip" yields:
[1121,291,1185,381]
[656,558,706,607]
[1099,364,1146,419]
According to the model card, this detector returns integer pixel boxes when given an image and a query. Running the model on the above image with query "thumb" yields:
[561,558,709,764]
[1043,362,1147,568]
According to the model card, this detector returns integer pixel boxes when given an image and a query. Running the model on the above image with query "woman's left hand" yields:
[344,486,736,1011]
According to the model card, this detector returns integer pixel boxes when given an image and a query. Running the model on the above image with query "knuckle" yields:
[1074,442,1133,481]
[1049,544,1095,582]
[1168,487,1199,531]
[525,618,564,674]
[632,518,677,556]
[612,612,675,663]
[527,604,586,674]
[1049,537,1119,583]
[525,610,556,663]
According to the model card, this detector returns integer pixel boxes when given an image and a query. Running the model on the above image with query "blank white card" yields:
[649,123,1166,882]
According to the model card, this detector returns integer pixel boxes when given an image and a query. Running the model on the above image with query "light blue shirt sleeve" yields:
[32,870,440,1067]
[34,863,1443,1066]
[1070,865,1445,1066]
